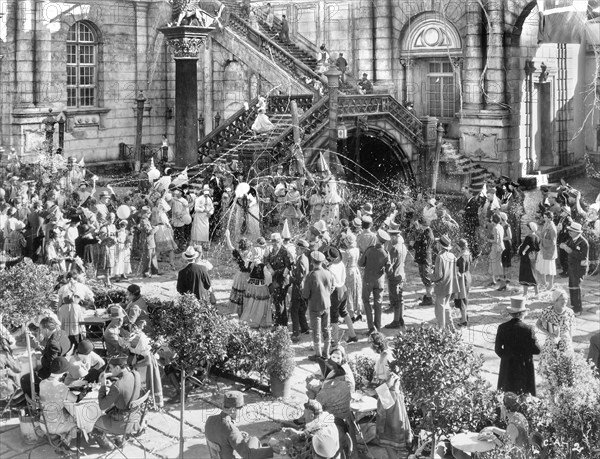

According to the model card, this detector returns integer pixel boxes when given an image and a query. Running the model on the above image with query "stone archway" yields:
[339,126,414,189]
[223,61,247,119]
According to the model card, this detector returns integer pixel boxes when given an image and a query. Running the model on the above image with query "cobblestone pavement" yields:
[2,255,598,459]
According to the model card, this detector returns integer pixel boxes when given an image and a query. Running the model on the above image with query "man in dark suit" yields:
[303,251,335,361]
[359,229,391,334]
[290,239,311,342]
[176,246,211,301]
[494,297,541,395]
[21,316,72,397]
[461,186,486,258]
[205,391,273,459]
[560,221,589,315]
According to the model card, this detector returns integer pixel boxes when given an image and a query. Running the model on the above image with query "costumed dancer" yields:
[240,240,273,328]
[225,229,252,316]
[251,95,274,135]
[151,200,177,268]
[229,184,261,244]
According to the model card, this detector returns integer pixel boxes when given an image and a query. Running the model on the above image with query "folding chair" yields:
[106,390,152,459]
[207,439,222,459]
[24,394,74,457]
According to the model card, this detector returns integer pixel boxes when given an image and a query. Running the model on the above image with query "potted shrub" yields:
[266,326,295,399]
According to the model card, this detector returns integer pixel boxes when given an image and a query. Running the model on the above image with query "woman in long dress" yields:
[229,188,261,244]
[191,185,214,248]
[151,202,176,267]
[518,221,540,297]
[225,229,252,316]
[97,213,117,286]
[537,211,558,289]
[536,288,575,357]
[251,96,274,135]
[114,220,132,279]
[454,238,472,327]
[487,213,505,286]
[240,243,272,328]
[265,3,274,30]
[340,233,363,321]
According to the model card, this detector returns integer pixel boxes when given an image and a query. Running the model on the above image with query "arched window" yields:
[67,21,97,107]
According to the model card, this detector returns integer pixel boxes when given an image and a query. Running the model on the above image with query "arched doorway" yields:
[338,128,414,190]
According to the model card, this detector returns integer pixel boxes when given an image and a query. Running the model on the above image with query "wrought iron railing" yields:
[197,97,260,159]
[267,94,314,115]
[225,11,326,95]
[338,94,424,147]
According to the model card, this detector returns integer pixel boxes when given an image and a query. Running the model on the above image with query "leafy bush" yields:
[152,293,229,378]
[0,259,56,328]
[88,281,127,309]
[390,326,498,437]
[221,321,269,380]
[537,348,600,458]
[265,326,295,381]
[349,355,376,390]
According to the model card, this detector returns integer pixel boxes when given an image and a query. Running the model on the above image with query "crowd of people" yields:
[1,149,599,456]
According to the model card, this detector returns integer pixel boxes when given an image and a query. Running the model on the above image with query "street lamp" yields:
[42,109,56,155]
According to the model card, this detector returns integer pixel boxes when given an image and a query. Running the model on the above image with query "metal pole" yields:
[179,369,185,459]
[134,91,146,172]
[25,325,36,399]
[324,65,342,165]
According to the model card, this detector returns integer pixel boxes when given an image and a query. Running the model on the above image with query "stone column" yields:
[485,0,506,109]
[374,0,393,82]
[324,65,342,163]
[35,0,52,107]
[203,37,213,135]
[16,0,35,107]
[160,26,214,168]
[400,58,415,105]
[463,2,484,110]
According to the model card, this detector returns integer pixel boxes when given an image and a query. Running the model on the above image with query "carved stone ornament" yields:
[166,36,208,59]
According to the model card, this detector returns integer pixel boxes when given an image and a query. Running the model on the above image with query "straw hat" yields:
[182,246,200,261]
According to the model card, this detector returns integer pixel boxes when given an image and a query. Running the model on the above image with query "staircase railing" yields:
[197,97,259,159]
[338,94,424,147]
[225,11,327,94]
[267,94,314,115]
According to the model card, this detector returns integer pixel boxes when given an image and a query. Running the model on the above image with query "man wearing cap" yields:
[412,219,435,306]
[560,221,589,315]
[431,235,459,330]
[265,232,293,326]
[177,246,212,301]
[104,306,128,357]
[384,222,407,329]
[303,251,335,360]
[357,215,377,257]
[205,391,274,459]
[290,239,311,342]
[359,229,391,334]
[494,297,541,395]
[123,284,150,331]
[92,355,142,449]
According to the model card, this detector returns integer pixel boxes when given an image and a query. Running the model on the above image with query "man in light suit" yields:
[205,391,273,459]
[176,246,211,302]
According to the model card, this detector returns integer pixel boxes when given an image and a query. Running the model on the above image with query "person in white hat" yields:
[535,288,575,357]
[560,221,589,315]
[176,247,211,302]
[494,297,541,396]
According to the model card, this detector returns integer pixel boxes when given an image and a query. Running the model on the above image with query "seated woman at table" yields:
[64,340,105,385]
[39,357,78,451]
[370,332,392,385]
[304,346,355,422]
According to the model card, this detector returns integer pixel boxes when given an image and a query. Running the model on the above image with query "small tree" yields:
[389,326,498,449]
[0,258,56,329]
[265,326,295,381]
[153,294,229,458]
[0,259,57,398]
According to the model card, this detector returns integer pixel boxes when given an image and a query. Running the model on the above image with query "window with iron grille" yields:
[427,62,455,119]
[67,22,97,108]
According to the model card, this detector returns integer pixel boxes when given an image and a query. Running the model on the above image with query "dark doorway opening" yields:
[339,131,412,191]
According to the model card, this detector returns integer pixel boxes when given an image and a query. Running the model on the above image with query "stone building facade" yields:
[0,0,596,183]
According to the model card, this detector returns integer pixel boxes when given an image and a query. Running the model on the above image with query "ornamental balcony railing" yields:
[225,11,326,96]
[267,94,314,115]
[338,94,424,147]
[198,97,260,159]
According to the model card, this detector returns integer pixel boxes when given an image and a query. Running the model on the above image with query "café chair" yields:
[24,394,74,456]
[105,390,152,459]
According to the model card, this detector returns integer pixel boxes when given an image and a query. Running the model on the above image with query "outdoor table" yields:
[451,431,497,456]
[82,310,111,343]
[64,388,103,441]
[350,394,377,414]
